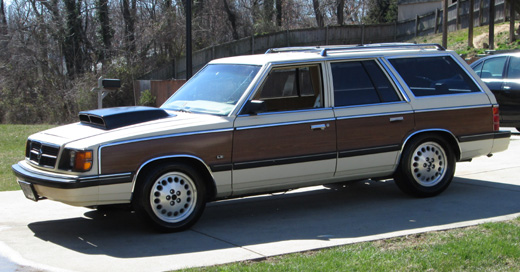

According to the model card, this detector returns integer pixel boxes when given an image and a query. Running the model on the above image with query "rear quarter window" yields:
[389,56,481,97]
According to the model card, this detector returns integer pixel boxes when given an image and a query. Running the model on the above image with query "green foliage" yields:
[363,0,397,24]
[138,89,156,107]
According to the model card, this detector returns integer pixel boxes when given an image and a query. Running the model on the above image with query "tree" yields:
[0,0,7,35]
[312,0,324,27]
[275,0,282,27]
[121,0,136,61]
[223,0,239,40]
[96,0,113,65]
[364,0,397,24]
[63,0,90,78]
[336,0,345,25]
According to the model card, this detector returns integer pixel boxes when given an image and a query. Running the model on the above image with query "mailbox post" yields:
[91,77,121,109]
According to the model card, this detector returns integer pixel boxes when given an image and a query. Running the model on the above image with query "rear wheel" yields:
[134,163,206,232]
[394,135,455,197]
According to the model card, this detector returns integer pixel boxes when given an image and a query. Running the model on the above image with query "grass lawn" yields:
[183,218,520,271]
[0,124,55,191]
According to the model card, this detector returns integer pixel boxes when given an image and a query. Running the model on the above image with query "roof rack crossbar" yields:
[265,43,446,56]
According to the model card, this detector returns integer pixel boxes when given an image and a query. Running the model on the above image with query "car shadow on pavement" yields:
[27,177,520,258]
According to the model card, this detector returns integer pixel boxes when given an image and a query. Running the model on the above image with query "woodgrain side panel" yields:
[336,113,415,152]
[100,131,233,174]
[414,107,493,136]
[233,121,337,163]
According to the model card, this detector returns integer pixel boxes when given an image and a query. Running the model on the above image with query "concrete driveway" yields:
[1,130,519,272]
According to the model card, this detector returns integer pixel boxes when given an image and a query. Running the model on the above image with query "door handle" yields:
[311,124,327,130]
[390,117,404,122]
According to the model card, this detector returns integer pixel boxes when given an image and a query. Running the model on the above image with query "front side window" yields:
[481,57,507,79]
[389,56,481,97]
[252,64,322,112]
[331,60,400,107]
[161,64,260,116]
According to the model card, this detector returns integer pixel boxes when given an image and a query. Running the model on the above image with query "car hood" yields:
[29,107,232,149]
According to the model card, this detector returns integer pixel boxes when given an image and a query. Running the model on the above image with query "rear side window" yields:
[507,57,520,79]
[389,56,481,97]
[331,60,400,107]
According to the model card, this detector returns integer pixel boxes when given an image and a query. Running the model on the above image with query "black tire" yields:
[134,163,206,232]
[394,135,455,197]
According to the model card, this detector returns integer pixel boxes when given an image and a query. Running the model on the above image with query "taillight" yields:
[493,106,500,131]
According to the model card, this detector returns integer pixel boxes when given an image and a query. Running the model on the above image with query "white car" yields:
[13,43,511,232]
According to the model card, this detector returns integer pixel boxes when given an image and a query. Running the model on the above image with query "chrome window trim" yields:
[236,117,336,131]
[235,61,327,115]
[336,110,414,121]
[384,53,486,97]
[237,107,334,117]
[332,100,409,110]
[328,57,407,105]
[378,58,411,102]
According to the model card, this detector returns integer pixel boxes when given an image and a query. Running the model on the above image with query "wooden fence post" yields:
[415,14,419,38]
[325,26,329,45]
[510,0,516,42]
[251,36,255,54]
[456,0,460,30]
[361,24,365,44]
[442,0,448,48]
[490,0,495,49]
[435,8,440,34]
[469,0,474,47]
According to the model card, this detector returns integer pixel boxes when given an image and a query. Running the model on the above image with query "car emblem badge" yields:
[37,147,43,164]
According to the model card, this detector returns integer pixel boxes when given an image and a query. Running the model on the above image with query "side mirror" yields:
[243,100,266,115]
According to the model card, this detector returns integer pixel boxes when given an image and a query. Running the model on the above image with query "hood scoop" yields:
[79,106,171,130]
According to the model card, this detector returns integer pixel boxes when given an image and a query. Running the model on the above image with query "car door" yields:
[232,63,337,195]
[330,59,415,178]
[474,56,508,102]
[500,56,520,125]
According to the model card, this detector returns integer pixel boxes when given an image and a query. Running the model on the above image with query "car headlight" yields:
[59,149,93,172]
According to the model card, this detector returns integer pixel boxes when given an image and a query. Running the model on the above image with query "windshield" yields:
[161,64,261,116]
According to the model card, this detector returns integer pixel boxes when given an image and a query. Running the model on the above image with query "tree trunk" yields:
[337,0,345,26]
[223,0,239,40]
[275,0,282,27]
[63,0,87,78]
[122,0,136,61]
[264,0,274,25]
[97,0,112,64]
[0,0,7,36]
[313,0,324,27]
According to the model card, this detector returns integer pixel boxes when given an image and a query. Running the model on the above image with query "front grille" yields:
[26,140,60,168]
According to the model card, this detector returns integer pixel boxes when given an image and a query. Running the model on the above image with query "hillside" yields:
[410,22,520,57]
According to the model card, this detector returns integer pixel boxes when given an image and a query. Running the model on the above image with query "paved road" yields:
[1,130,519,272]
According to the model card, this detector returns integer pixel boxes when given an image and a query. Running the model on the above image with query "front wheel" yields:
[134,163,206,232]
[394,135,455,197]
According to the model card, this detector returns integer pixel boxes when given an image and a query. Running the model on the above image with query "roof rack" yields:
[265,43,446,56]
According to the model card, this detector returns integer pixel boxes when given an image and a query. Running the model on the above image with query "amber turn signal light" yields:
[72,150,93,172]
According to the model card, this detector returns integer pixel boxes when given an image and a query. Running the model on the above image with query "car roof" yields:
[209,43,450,66]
